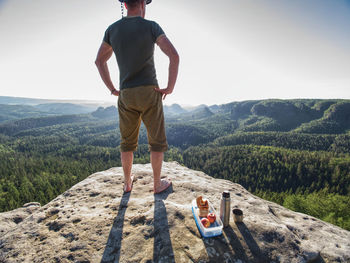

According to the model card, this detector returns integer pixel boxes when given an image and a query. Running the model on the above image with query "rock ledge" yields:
[0,162,349,263]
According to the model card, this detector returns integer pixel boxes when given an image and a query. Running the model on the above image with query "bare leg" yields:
[151,151,171,193]
[121,151,134,192]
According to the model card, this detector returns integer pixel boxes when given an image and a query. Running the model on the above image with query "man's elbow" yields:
[171,51,180,64]
[95,59,108,70]
[95,59,103,68]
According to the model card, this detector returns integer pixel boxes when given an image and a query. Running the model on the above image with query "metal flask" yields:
[220,191,231,227]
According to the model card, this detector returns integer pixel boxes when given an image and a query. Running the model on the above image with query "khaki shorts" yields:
[118,85,168,152]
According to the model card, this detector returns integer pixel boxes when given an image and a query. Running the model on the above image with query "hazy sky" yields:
[1,0,350,106]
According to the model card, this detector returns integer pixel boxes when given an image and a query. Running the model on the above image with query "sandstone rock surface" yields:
[0,162,349,263]
[0,202,41,237]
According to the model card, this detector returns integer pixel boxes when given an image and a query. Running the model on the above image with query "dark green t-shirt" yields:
[103,16,165,90]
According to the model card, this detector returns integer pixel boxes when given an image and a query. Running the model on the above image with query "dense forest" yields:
[0,98,349,230]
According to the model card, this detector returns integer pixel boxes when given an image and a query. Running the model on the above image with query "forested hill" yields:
[0,98,349,231]
[90,99,350,134]
[1,98,350,134]
[199,99,350,134]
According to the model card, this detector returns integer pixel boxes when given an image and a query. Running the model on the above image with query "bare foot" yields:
[123,175,134,193]
[154,178,172,194]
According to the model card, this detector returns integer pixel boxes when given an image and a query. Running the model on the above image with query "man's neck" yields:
[127,9,142,17]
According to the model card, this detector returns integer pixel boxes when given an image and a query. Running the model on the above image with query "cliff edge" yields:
[0,162,349,263]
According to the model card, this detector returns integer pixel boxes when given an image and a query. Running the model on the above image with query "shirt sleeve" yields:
[103,26,111,45]
[151,21,165,42]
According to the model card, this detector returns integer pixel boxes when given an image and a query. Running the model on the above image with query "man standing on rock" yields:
[95,0,179,194]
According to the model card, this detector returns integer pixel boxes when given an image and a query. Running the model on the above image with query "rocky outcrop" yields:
[0,202,41,237]
[0,162,349,263]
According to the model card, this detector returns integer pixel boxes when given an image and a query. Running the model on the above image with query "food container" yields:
[191,199,223,238]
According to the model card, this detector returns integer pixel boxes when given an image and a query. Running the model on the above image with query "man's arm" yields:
[95,42,119,96]
[154,35,179,100]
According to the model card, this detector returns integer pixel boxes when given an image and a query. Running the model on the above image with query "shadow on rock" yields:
[200,222,270,263]
[153,184,175,263]
[100,192,131,263]
[236,222,269,263]
[200,224,249,263]
[223,225,251,262]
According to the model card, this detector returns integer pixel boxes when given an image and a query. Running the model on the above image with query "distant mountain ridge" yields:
[0,96,112,106]
[0,96,55,105]
[164,99,350,134]
[0,96,111,122]
[0,104,52,123]
[0,97,349,135]
[163,103,187,116]
[0,103,97,123]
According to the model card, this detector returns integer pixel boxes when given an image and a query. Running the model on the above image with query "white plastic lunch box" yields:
[191,199,223,238]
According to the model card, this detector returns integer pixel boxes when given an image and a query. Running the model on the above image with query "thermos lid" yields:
[222,190,230,198]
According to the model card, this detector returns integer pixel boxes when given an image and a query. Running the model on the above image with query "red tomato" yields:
[201,218,210,228]
[207,213,216,224]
